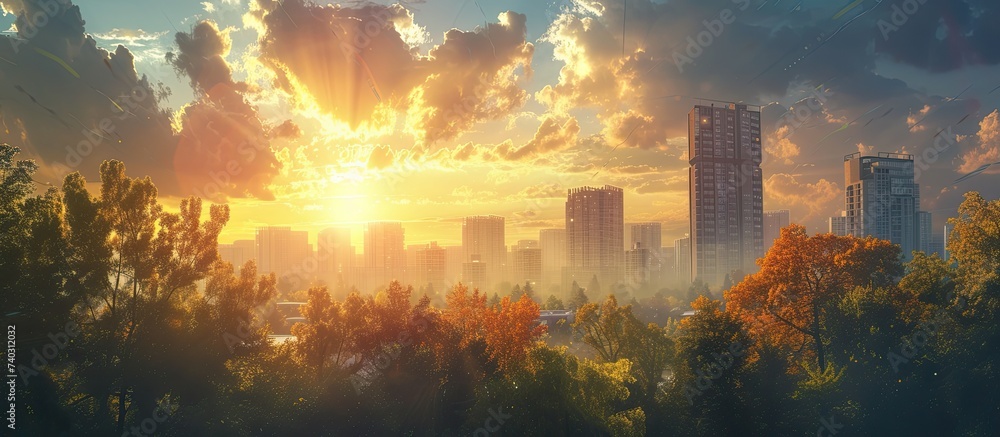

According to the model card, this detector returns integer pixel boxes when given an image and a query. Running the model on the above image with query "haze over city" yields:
[3,0,1000,435]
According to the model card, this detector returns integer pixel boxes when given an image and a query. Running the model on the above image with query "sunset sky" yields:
[2,0,999,248]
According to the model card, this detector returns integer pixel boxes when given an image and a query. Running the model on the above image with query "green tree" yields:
[543,294,565,310]
[568,280,588,310]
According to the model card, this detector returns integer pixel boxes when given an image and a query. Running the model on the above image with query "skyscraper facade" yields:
[256,227,310,278]
[628,223,663,287]
[763,210,790,253]
[688,104,764,286]
[918,211,932,255]
[318,227,354,282]
[674,237,691,285]
[844,152,920,259]
[364,222,406,287]
[566,186,624,287]
[539,229,567,290]
[462,215,506,288]
[829,213,847,236]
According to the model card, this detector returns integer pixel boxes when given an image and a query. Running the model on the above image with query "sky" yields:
[1,0,999,249]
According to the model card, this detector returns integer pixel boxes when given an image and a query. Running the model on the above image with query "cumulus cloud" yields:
[958,109,1000,175]
[247,0,532,144]
[503,115,580,160]
[168,20,281,200]
[765,173,841,221]
[0,0,178,187]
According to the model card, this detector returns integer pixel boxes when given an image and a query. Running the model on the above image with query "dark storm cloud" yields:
[0,0,177,187]
[872,0,1000,72]
[0,0,282,200]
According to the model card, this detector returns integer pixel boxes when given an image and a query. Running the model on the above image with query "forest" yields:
[3,143,1000,436]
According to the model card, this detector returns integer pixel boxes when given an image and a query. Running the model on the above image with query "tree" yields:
[64,161,229,433]
[587,275,601,301]
[543,294,565,310]
[482,294,546,372]
[686,278,712,303]
[568,280,588,310]
[725,224,902,369]
[522,280,536,302]
[510,283,523,300]
[572,295,637,362]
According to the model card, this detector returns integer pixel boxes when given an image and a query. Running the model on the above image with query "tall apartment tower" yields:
[763,210,790,253]
[566,185,624,288]
[829,212,847,236]
[844,152,920,259]
[539,229,567,290]
[629,223,663,286]
[256,227,310,278]
[219,239,255,271]
[688,104,764,286]
[318,227,354,280]
[462,215,506,288]
[364,222,406,287]
[918,211,932,254]
[674,237,691,285]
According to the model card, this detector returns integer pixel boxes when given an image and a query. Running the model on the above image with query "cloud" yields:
[503,115,580,160]
[958,109,1000,175]
[765,173,841,221]
[247,0,533,143]
[91,28,168,45]
[0,0,179,189]
[168,20,281,200]
[767,125,800,165]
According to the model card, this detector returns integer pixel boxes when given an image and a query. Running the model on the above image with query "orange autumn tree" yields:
[482,294,547,373]
[725,224,902,369]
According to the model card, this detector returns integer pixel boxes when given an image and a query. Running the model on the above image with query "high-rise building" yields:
[510,240,542,286]
[219,239,255,271]
[918,211,932,255]
[566,185,624,287]
[414,242,447,291]
[462,255,488,290]
[763,210,790,253]
[674,237,691,285]
[628,223,662,254]
[660,246,676,284]
[688,104,764,286]
[943,224,953,261]
[318,228,353,281]
[462,215,506,288]
[364,222,406,287]
[844,152,920,259]
[625,242,651,289]
[929,234,944,257]
[444,245,464,288]
[256,227,310,278]
[539,229,566,290]
[628,223,663,287]
[829,212,847,236]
